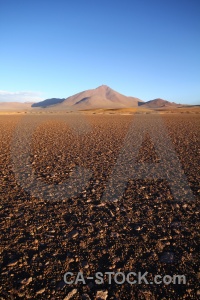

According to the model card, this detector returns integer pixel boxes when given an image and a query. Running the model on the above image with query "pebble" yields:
[7,259,19,267]
[36,288,45,295]
[110,232,119,238]
[20,277,32,286]
[63,289,78,300]
[96,290,108,300]
[68,229,79,238]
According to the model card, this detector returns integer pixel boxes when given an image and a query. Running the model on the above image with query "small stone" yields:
[110,232,119,238]
[97,203,106,207]
[96,290,108,300]
[7,259,19,267]
[20,277,32,286]
[82,261,89,268]
[134,225,143,231]
[17,292,25,298]
[36,288,45,295]
[111,198,118,203]
[64,288,78,300]
[68,230,79,239]
[109,210,115,217]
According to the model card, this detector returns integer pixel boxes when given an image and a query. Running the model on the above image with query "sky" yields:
[0,0,199,104]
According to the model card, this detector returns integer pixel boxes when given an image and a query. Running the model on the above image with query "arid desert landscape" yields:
[0,110,199,300]
[1,0,200,298]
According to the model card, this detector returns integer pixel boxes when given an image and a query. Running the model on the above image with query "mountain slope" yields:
[32,85,143,110]
[32,98,65,107]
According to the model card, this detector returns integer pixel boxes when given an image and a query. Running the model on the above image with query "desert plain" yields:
[0,109,199,299]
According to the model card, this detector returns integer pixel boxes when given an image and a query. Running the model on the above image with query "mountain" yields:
[1,86,182,111]
[139,98,180,108]
[32,98,65,107]
[32,85,143,110]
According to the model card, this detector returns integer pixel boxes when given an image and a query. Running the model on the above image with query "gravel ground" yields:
[0,113,199,300]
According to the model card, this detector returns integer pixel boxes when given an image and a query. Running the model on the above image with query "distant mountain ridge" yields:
[139,98,179,108]
[32,98,65,107]
[0,85,183,111]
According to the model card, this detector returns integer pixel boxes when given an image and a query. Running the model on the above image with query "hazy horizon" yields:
[0,84,198,106]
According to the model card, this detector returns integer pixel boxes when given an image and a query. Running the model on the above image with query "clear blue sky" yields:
[0,0,199,104]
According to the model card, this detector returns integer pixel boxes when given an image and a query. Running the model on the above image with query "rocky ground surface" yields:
[0,113,199,299]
